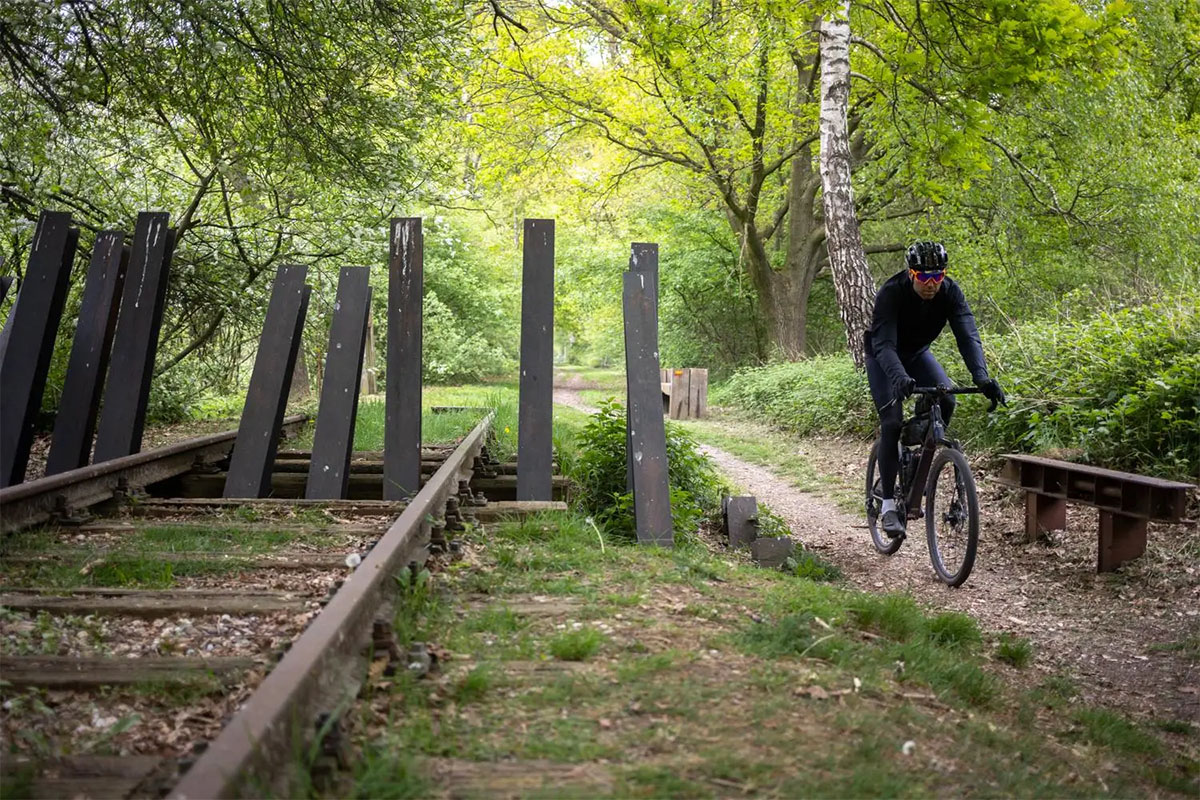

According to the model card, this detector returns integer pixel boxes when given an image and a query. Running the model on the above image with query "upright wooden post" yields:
[517,219,555,501]
[307,267,372,499]
[623,270,672,546]
[224,265,311,498]
[93,212,175,463]
[46,231,129,475]
[626,243,658,492]
[385,218,423,499]
[0,211,79,487]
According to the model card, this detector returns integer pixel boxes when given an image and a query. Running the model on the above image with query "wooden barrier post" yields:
[627,244,658,492]
[93,212,175,463]
[307,267,372,499]
[385,218,423,499]
[224,265,311,498]
[46,231,130,475]
[0,211,79,487]
[623,269,672,546]
[517,219,554,501]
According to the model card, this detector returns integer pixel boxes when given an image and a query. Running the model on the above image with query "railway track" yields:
[0,411,566,798]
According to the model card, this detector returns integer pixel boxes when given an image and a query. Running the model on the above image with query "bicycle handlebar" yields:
[912,385,998,412]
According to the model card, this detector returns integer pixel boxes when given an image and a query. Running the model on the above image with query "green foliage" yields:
[548,627,605,661]
[570,398,724,539]
[712,357,874,438]
[715,296,1199,480]
[421,292,510,383]
[925,612,983,650]
[995,634,1034,668]
[1072,708,1163,756]
[946,295,1200,479]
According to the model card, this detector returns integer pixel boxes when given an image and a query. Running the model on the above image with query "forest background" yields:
[1,0,1197,480]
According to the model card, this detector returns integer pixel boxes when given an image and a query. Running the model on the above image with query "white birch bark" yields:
[819,0,875,369]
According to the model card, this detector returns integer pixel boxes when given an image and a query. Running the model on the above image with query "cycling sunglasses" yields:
[909,268,946,285]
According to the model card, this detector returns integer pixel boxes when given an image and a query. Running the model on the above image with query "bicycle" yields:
[864,386,998,587]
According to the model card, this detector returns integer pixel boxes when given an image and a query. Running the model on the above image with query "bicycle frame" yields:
[900,386,987,520]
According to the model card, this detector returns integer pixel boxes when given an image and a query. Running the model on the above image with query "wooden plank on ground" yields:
[46,231,129,476]
[128,497,407,519]
[93,213,175,463]
[623,270,672,546]
[178,472,566,500]
[0,589,307,617]
[0,655,255,688]
[308,267,372,499]
[1,756,164,800]
[2,551,352,570]
[471,500,567,521]
[517,218,555,501]
[224,265,311,498]
[0,211,79,487]
[386,217,424,499]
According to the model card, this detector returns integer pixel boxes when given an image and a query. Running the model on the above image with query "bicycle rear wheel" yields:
[924,447,979,586]
[866,440,903,555]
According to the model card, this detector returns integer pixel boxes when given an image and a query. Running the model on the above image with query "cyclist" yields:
[865,241,1005,538]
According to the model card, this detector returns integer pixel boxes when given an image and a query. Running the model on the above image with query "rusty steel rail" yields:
[170,411,495,799]
[0,415,308,533]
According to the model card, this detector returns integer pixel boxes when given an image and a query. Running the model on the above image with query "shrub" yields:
[711,356,874,437]
[420,291,511,384]
[712,295,1199,481]
[571,398,724,539]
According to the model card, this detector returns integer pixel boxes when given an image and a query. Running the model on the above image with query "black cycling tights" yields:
[866,350,955,500]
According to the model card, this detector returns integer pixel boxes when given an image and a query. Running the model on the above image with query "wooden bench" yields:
[659,367,708,419]
[999,454,1195,572]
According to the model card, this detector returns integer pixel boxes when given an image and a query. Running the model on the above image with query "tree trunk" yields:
[290,347,311,400]
[818,1,874,369]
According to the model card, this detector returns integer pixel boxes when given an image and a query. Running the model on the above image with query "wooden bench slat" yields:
[1002,453,1195,491]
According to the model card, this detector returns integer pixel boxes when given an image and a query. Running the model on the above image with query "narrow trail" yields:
[553,384,1200,727]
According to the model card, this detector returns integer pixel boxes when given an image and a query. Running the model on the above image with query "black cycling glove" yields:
[893,374,917,401]
[975,376,1006,406]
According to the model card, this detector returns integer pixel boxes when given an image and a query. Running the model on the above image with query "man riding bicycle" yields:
[865,241,1005,539]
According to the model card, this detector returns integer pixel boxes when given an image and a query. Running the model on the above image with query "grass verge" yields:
[330,511,1197,798]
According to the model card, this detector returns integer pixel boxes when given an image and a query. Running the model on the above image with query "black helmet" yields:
[906,241,948,271]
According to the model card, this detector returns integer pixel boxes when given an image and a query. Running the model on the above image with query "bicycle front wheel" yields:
[925,447,979,586]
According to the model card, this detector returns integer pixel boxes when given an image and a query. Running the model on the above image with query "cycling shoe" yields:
[881,509,907,539]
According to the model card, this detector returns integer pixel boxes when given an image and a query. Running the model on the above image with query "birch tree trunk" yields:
[818,0,875,369]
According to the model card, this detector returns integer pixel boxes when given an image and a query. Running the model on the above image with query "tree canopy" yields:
[1,0,1197,405]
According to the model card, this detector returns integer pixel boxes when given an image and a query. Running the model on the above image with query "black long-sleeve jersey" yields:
[864,269,988,385]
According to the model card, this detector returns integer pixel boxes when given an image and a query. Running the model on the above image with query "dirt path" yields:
[553,384,1200,727]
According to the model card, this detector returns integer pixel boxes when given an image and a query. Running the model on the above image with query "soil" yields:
[552,387,1200,727]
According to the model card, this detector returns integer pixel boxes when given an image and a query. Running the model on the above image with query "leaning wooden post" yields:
[307,267,372,499]
[45,231,129,475]
[93,212,175,463]
[0,211,79,487]
[385,218,423,499]
[223,265,311,498]
[517,219,555,501]
[623,269,672,546]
